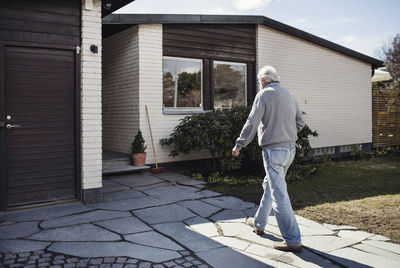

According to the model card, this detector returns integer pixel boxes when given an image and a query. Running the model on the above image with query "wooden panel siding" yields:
[163,24,257,110]
[163,24,256,62]
[0,0,81,209]
[4,45,78,207]
[0,0,80,47]
[372,87,400,147]
[257,25,372,149]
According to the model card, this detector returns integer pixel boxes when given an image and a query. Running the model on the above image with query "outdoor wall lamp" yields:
[103,0,112,10]
[90,45,98,54]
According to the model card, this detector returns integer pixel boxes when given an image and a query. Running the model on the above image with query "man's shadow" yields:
[256,231,374,268]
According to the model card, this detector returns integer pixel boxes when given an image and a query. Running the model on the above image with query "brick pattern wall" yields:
[103,26,139,154]
[257,25,372,149]
[137,25,209,164]
[81,0,102,190]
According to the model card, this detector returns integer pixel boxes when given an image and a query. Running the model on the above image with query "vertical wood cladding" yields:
[163,24,256,62]
[163,24,257,109]
[4,45,78,207]
[0,0,80,46]
[0,0,80,209]
[372,87,400,147]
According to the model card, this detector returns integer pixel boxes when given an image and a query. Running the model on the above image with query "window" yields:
[213,61,247,108]
[163,57,202,111]
[312,146,335,156]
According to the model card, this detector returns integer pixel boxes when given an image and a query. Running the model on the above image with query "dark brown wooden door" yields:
[2,45,78,208]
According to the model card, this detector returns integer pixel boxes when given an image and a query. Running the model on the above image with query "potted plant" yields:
[131,130,147,166]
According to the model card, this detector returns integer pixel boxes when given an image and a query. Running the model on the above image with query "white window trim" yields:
[213,60,247,108]
[162,56,203,113]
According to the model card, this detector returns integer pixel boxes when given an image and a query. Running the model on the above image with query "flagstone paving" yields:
[0,222,40,239]
[28,223,121,241]
[124,231,184,251]
[94,216,152,235]
[1,171,400,267]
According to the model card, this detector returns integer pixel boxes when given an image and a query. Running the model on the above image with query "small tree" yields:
[376,34,400,86]
[131,130,147,153]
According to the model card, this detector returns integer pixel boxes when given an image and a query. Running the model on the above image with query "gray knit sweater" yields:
[234,83,305,151]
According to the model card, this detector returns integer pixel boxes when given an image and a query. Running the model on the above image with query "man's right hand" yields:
[232,149,240,157]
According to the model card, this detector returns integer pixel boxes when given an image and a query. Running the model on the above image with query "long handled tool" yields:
[145,105,165,173]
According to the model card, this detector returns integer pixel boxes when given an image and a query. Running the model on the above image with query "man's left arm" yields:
[232,93,265,155]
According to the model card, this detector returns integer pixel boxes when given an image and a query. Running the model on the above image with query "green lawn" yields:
[207,156,400,243]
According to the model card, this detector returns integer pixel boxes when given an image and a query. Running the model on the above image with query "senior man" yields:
[232,66,305,252]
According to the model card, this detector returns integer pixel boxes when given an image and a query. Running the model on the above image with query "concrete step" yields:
[102,165,150,175]
[103,157,131,168]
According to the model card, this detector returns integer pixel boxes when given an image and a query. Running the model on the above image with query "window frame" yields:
[162,56,204,113]
[212,60,248,109]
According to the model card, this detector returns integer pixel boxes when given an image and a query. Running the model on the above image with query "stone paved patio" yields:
[1,172,400,267]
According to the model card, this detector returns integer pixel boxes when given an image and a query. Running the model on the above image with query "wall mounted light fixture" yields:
[103,0,112,10]
[90,45,98,54]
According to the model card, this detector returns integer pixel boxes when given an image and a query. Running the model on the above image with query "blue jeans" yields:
[254,145,301,246]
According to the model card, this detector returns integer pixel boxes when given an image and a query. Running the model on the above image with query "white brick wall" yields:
[137,25,209,164]
[81,0,102,190]
[101,24,207,163]
[103,26,140,154]
[257,25,372,149]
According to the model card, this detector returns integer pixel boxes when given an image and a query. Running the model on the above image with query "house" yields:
[102,14,383,164]
[0,7,384,211]
[0,0,134,211]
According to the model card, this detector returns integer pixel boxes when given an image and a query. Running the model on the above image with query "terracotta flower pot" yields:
[132,152,146,166]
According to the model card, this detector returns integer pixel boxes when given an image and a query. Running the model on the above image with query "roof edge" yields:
[103,14,383,67]
[102,0,136,18]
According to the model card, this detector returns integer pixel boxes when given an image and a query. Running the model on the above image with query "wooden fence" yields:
[372,87,400,148]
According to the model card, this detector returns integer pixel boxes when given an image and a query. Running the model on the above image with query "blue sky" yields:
[115,0,400,59]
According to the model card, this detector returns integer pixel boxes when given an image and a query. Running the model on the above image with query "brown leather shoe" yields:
[273,241,302,252]
[246,217,264,235]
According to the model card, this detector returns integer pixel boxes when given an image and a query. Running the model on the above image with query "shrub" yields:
[161,106,318,180]
[350,144,367,160]
[192,173,204,181]
[284,120,319,181]
[161,106,257,174]
[294,120,319,163]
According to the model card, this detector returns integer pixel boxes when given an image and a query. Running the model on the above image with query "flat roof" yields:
[103,14,383,68]
[102,0,136,17]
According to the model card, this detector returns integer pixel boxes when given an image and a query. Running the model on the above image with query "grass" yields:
[206,156,400,243]
[296,194,400,243]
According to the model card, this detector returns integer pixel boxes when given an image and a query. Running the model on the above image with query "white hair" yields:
[257,65,280,84]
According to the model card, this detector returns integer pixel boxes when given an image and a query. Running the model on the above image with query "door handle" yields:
[6,124,20,129]
[0,121,4,128]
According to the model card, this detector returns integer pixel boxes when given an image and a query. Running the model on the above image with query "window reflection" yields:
[163,57,202,109]
[213,61,247,108]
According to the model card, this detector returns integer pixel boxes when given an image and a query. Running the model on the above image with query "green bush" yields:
[161,106,257,174]
[192,173,205,181]
[294,120,319,163]
[350,144,367,160]
[161,106,318,178]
